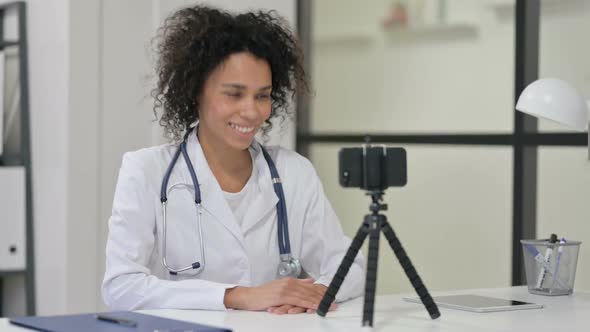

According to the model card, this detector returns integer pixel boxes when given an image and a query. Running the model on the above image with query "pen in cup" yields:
[95,313,138,327]
[535,234,558,289]
[524,244,553,272]
[551,237,567,290]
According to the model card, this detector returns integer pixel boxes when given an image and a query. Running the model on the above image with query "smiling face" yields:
[197,52,273,152]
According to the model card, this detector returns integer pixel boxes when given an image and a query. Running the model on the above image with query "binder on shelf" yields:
[10,311,232,332]
[0,166,26,271]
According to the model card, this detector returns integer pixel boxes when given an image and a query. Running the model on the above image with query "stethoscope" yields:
[160,129,301,278]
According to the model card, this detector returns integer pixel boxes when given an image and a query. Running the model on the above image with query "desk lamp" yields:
[516,78,590,159]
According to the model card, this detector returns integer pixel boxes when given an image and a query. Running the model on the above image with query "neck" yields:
[197,128,252,178]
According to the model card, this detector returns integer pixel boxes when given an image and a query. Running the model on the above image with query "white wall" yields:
[97,0,165,312]
[31,0,70,314]
[66,0,101,313]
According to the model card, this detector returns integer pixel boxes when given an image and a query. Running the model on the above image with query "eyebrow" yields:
[221,83,272,91]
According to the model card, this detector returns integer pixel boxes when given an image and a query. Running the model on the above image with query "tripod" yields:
[317,191,440,327]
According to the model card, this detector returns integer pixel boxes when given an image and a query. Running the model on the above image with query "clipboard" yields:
[9,311,231,332]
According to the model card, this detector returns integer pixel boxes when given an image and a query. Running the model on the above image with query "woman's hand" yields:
[224,278,336,313]
[266,283,338,314]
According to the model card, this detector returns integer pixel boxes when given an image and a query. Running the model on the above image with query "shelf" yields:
[0,40,19,48]
[385,23,477,42]
[0,154,24,166]
[313,29,374,45]
[0,270,25,277]
[314,23,478,46]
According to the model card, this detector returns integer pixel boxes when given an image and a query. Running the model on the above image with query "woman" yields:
[102,5,364,314]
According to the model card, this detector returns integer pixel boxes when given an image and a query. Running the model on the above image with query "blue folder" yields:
[9,311,231,332]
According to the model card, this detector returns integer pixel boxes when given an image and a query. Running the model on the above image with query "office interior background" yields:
[0,0,588,317]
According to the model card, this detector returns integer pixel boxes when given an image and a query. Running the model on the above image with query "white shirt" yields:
[223,162,257,230]
[102,131,365,311]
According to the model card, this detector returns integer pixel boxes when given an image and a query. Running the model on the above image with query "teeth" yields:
[229,122,255,134]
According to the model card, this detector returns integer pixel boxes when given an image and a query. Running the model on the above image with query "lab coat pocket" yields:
[161,183,205,276]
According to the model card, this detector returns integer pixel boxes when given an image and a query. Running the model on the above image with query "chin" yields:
[228,139,254,151]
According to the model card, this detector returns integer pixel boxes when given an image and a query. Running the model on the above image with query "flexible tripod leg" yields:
[362,215,382,327]
[381,220,440,319]
[317,219,369,317]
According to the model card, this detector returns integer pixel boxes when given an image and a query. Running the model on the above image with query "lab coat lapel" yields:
[180,130,246,249]
[241,142,279,235]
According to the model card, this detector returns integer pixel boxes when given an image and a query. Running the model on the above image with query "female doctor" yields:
[102,5,364,314]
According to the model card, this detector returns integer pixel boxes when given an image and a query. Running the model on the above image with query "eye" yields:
[256,93,271,100]
[224,92,242,98]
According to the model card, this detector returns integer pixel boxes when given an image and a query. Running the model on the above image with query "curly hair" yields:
[151,5,308,142]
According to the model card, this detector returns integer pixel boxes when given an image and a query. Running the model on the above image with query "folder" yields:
[9,311,231,332]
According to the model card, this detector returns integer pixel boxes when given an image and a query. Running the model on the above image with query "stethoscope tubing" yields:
[159,128,297,275]
[261,146,291,255]
[161,198,205,275]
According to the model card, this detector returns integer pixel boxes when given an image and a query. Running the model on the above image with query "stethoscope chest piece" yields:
[278,254,301,278]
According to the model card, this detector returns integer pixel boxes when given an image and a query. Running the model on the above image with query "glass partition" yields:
[311,0,516,134]
[310,144,513,293]
[537,147,590,291]
[538,0,590,132]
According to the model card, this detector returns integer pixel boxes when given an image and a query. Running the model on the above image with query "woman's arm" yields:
[297,160,366,302]
[102,152,235,310]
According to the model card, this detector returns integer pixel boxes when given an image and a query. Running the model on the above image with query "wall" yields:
[66,0,101,313]
[97,0,166,312]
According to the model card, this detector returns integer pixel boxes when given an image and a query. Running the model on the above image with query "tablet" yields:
[403,294,543,313]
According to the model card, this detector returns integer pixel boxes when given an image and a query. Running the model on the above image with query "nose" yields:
[239,97,261,120]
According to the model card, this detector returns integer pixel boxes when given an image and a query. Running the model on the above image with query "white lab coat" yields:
[102,131,365,311]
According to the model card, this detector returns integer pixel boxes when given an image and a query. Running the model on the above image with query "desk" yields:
[1,286,588,331]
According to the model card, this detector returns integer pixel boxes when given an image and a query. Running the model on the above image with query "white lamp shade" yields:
[516,78,589,132]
